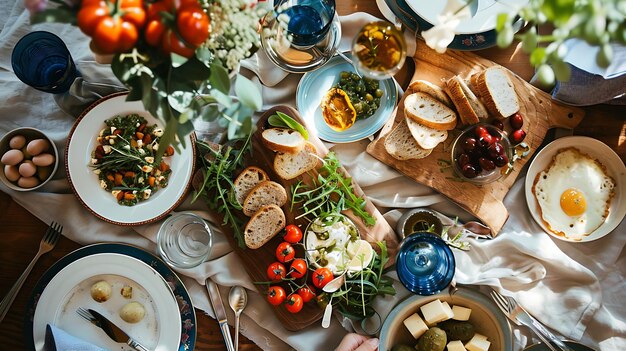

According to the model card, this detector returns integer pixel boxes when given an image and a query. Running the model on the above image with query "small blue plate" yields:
[296,53,398,143]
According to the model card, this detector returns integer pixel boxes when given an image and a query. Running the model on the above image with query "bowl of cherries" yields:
[451,122,512,184]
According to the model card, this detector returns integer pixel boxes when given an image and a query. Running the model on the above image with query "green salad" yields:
[336,71,383,120]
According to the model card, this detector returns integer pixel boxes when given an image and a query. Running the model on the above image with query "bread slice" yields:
[244,204,286,249]
[261,128,305,154]
[384,119,433,160]
[405,116,448,149]
[404,92,457,131]
[274,141,319,180]
[445,76,488,125]
[234,166,269,206]
[407,80,454,108]
[242,180,288,216]
[472,67,520,119]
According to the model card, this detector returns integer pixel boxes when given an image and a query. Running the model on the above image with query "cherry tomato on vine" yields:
[176,4,210,46]
[289,259,307,279]
[298,286,316,303]
[267,286,286,306]
[93,17,138,54]
[312,267,333,289]
[285,293,304,313]
[283,224,303,243]
[276,242,295,263]
[267,262,287,281]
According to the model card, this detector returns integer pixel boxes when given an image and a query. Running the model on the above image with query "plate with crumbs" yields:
[525,136,626,242]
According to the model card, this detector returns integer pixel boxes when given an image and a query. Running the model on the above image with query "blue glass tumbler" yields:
[11,31,79,94]
[275,0,336,48]
[396,232,455,295]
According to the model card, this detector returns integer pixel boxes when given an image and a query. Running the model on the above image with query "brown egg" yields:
[9,135,26,149]
[37,165,53,181]
[32,153,55,167]
[1,149,24,166]
[4,165,20,182]
[18,176,40,188]
[26,139,50,156]
[18,160,37,177]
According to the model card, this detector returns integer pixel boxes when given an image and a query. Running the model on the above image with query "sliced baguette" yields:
[407,80,454,108]
[234,166,269,206]
[384,119,433,160]
[274,141,319,180]
[261,127,305,154]
[405,116,448,149]
[242,180,288,217]
[472,67,520,119]
[244,204,286,249]
[404,92,457,131]
[445,76,488,125]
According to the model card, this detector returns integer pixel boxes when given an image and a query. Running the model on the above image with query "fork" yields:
[0,222,62,322]
[491,290,574,351]
[76,307,95,323]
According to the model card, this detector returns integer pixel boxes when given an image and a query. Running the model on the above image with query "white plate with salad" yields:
[66,92,196,225]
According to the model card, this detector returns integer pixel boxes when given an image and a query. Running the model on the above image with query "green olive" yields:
[365,93,374,101]
[375,89,383,97]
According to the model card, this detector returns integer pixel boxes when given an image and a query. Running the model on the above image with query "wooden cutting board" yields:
[213,105,397,331]
[366,40,585,234]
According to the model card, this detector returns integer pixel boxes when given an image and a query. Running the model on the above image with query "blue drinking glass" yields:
[396,232,456,295]
[11,31,79,94]
[275,0,336,48]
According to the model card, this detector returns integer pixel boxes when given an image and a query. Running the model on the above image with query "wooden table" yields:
[1,1,624,350]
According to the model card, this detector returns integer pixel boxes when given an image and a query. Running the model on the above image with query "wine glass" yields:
[351,21,408,80]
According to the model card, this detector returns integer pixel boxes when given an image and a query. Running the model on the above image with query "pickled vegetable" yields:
[321,87,356,132]
[438,320,475,343]
[416,327,447,351]
[391,345,414,351]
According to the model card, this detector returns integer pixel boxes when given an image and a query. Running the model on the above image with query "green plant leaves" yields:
[267,111,309,140]
[235,75,262,111]
[209,62,230,94]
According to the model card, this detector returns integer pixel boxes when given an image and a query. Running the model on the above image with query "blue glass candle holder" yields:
[11,31,79,94]
[396,232,455,295]
[275,0,336,48]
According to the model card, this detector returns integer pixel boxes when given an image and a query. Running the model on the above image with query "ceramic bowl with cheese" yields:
[378,287,512,351]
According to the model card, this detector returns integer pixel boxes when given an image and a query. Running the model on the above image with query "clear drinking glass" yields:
[351,21,407,80]
[11,31,80,94]
[157,212,213,269]
[275,0,336,48]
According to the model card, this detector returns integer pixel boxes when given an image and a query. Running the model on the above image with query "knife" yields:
[206,279,235,351]
[87,309,151,351]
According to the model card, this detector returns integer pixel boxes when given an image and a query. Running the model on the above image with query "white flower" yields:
[422,0,472,53]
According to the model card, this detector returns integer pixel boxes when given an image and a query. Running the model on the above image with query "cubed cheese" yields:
[403,313,429,339]
[452,305,472,321]
[447,340,467,351]
[420,299,450,325]
[465,334,490,351]
[441,302,455,320]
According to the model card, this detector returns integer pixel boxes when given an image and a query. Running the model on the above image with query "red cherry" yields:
[509,112,524,130]
[461,163,478,178]
[491,120,504,131]
[474,125,489,138]
[457,153,470,167]
[494,154,509,167]
[511,129,526,144]
[478,134,494,148]
[463,137,477,152]
[479,157,496,171]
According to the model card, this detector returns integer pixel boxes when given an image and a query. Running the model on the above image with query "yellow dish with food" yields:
[321,87,357,132]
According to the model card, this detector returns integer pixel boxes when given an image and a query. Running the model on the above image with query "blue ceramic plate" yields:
[379,287,513,350]
[296,53,398,143]
[25,243,196,351]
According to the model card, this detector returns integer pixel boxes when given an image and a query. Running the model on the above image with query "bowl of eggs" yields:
[0,127,58,191]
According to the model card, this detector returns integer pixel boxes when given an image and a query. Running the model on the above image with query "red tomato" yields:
[176,4,210,46]
[144,20,166,47]
[285,293,304,313]
[312,267,333,289]
[267,286,286,306]
[283,224,303,243]
[92,17,139,54]
[289,259,307,279]
[267,262,286,281]
[276,242,295,263]
[161,29,196,57]
[298,286,316,302]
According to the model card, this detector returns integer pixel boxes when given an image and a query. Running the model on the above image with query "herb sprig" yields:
[290,152,376,226]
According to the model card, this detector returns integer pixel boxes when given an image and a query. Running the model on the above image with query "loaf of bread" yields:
[472,67,520,119]
[244,204,286,249]
[234,166,269,206]
[445,76,488,125]
[404,92,457,131]
[274,141,319,180]
[405,116,448,150]
[384,119,433,160]
[261,128,305,154]
[407,80,454,108]
[242,180,288,217]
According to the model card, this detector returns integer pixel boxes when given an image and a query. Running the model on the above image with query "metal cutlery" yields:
[228,286,248,351]
[76,308,150,351]
[491,290,574,351]
[206,279,235,351]
[0,222,62,322]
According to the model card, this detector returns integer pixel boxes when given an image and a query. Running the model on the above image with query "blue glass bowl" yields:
[395,232,455,295]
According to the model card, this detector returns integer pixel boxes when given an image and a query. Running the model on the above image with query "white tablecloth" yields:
[1,1,625,350]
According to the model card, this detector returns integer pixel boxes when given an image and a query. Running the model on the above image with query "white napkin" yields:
[44,324,106,351]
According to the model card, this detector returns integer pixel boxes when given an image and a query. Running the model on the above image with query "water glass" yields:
[157,212,213,269]
[275,0,336,48]
[396,232,455,295]
[11,31,79,94]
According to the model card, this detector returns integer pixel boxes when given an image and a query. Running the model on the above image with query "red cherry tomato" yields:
[276,242,295,263]
[285,293,304,313]
[283,224,303,244]
[267,262,286,281]
[312,267,333,289]
[267,286,286,306]
[176,4,210,46]
[289,259,308,279]
[298,286,316,302]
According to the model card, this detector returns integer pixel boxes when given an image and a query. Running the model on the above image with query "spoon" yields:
[228,286,248,351]
[323,273,346,293]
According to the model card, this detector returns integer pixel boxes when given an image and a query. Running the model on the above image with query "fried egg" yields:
[533,147,615,240]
